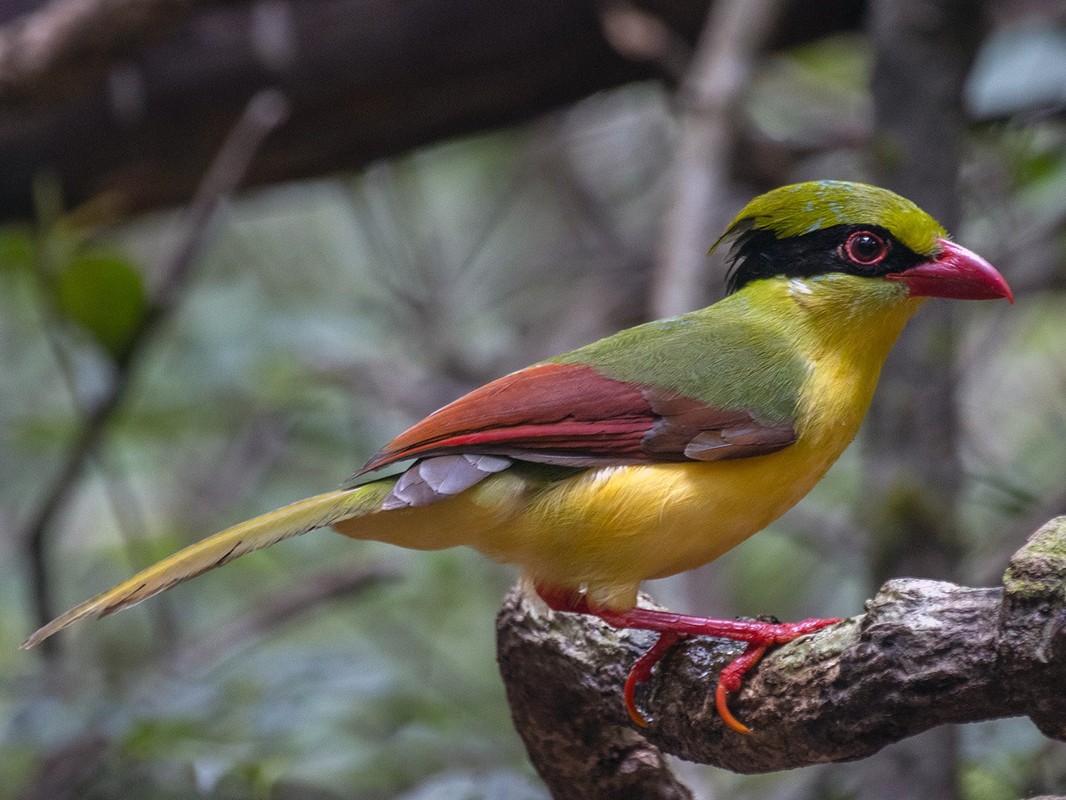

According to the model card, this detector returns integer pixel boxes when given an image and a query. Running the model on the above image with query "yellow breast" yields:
[465,277,924,608]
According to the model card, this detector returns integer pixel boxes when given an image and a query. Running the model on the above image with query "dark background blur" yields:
[2,1,1065,798]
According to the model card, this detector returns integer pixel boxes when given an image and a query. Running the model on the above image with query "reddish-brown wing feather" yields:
[356,362,796,476]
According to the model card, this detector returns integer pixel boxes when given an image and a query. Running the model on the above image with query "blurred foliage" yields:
[746,33,871,149]
[2,15,1066,800]
[53,250,144,358]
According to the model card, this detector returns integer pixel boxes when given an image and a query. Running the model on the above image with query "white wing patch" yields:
[381,454,513,510]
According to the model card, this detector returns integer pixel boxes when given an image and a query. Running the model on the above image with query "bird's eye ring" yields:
[843,231,889,266]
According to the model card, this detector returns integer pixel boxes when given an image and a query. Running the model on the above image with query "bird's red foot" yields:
[622,630,682,727]
[534,584,840,734]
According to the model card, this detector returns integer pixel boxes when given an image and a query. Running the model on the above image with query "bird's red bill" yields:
[887,238,1013,303]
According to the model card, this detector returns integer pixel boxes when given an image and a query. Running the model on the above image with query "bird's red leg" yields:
[534,583,839,733]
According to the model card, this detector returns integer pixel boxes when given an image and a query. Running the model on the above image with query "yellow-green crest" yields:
[716,180,946,257]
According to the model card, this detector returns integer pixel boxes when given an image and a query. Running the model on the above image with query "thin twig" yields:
[29,288,180,650]
[171,562,401,670]
[598,1,692,81]
[22,89,290,651]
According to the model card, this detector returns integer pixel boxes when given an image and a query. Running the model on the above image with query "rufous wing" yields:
[357,362,796,476]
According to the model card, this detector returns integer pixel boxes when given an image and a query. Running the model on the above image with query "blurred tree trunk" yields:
[861,1,985,798]
[650,0,787,319]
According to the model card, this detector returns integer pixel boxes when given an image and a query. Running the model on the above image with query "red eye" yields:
[844,231,889,266]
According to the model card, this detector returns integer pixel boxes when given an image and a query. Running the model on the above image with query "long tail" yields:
[22,484,389,649]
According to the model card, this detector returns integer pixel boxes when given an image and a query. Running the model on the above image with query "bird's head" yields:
[717,181,1013,304]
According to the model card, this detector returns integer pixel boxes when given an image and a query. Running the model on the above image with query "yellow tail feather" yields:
[22,484,388,649]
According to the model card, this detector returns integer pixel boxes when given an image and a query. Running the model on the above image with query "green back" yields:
[549,291,806,424]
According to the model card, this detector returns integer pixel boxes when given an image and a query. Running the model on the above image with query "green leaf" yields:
[54,249,146,357]
[0,226,35,273]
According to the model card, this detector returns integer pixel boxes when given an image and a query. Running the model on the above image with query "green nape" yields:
[717,180,947,257]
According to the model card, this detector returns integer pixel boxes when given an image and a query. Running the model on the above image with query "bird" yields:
[23,180,1013,734]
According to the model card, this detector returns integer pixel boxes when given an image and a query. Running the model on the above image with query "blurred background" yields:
[1,0,1065,797]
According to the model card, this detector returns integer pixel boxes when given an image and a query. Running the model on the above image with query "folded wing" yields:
[357,362,796,511]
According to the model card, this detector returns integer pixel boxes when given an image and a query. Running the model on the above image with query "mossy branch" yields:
[496,517,1066,799]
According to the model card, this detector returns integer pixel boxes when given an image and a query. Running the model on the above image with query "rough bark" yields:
[496,516,1066,798]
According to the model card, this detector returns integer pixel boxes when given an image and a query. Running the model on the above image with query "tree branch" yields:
[496,516,1066,797]
[171,561,401,670]
[0,0,867,223]
[0,0,200,104]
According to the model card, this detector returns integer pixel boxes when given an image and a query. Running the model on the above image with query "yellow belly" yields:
[468,421,852,609]
[345,397,861,611]
[339,280,922,611]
